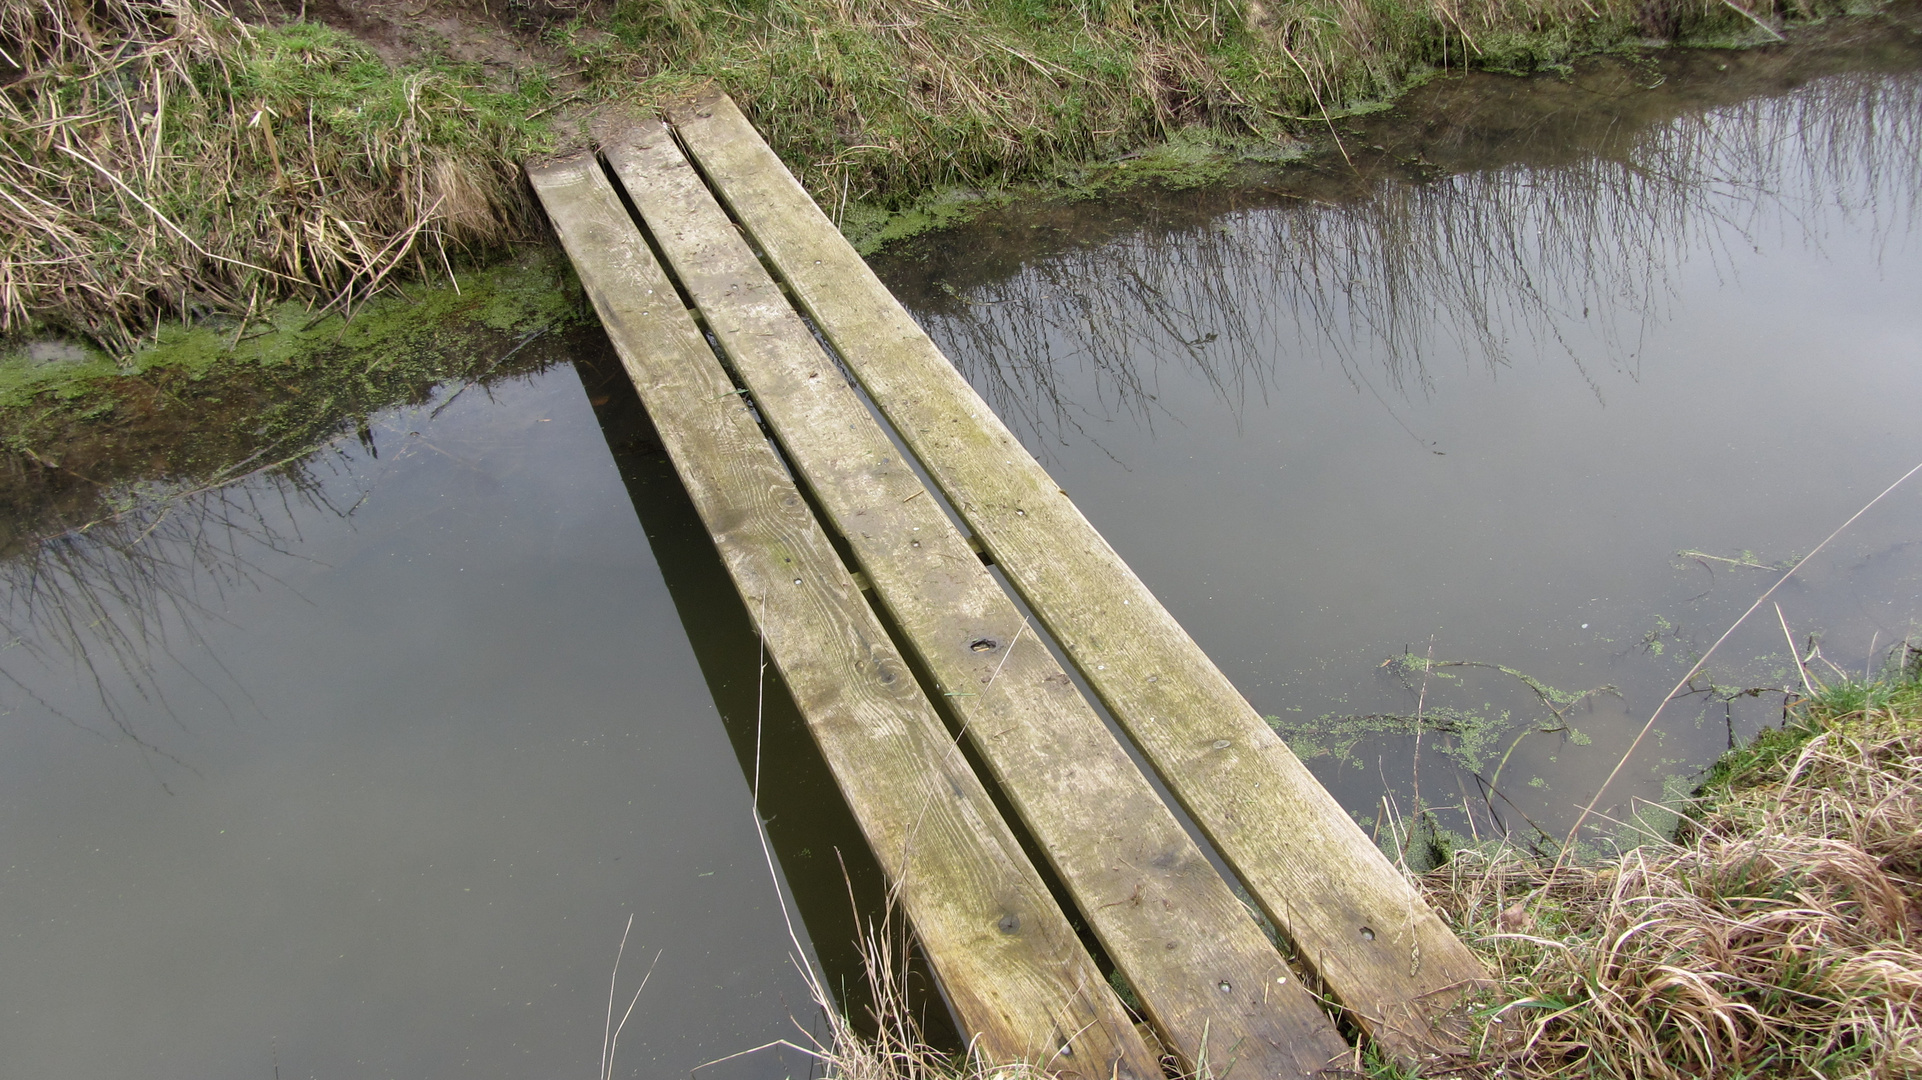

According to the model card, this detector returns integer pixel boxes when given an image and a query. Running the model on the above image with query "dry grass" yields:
[0,0,548,352]
[1419,671,1922,1079]
[811,924,1062,1080]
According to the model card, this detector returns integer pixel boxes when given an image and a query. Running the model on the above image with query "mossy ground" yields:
[0,255,577,417]
[0,251,590,553]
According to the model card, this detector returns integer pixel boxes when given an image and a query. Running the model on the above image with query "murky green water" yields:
[3,13,1921,1076]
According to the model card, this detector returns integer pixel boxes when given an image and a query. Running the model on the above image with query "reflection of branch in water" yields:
[1677,548,1797,572]
[0,457,351,766]
[915,69,1921,449]
[1387,654,1620,722]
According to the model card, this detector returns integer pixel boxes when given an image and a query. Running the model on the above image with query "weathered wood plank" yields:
[603,120,1350,1079]
[668,94,1489,1057]
[527,153,1159,1079]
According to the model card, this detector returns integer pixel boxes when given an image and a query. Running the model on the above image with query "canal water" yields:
[3,13,1920,1078]
[880,12,1922,856]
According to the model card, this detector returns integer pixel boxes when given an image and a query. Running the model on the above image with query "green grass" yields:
[1698,646,1922,802]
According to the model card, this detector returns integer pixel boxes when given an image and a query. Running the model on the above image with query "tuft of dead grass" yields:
[0,0,550,352]
[814,924,1062,1080]
[718,853,1079,1080]
[1420,666,1922,1079]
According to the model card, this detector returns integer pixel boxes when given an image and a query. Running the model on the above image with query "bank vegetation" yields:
[0,0,1848,355]
[1418,659,1922,1078]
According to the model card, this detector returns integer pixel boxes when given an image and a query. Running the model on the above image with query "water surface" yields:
[0,364,841,1079]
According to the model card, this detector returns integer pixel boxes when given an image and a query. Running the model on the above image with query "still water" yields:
[0,370,841,1079]
[881,14,1922,853]
[4,14,1921,1077]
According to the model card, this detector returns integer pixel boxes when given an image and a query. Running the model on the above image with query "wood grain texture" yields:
[603,121,1350,1079]
[527,153,1159,1079]
[667,94,1490,1059]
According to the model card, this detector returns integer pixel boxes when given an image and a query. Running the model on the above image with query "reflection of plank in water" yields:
[668,93,1487,1059]
[601,118,1349,1080]
[526,154,1158,1079]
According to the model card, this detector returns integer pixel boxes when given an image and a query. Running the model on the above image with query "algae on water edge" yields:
[0,252,591,556]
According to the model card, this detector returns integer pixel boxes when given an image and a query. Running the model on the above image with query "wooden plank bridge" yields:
[527,95,1485,1079]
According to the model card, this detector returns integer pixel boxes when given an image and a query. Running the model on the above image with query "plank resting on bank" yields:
[528,152,1162,1079]
[602,118,1351,1079]
[527,95,1488,1075]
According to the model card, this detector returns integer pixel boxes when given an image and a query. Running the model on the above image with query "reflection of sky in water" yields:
[897,62,1922,848]
[0,369,822,1080]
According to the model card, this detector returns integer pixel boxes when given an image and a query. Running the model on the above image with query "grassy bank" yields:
[1414,658,1922,1078]
[0,0,554,354]
[0,0,1847,357]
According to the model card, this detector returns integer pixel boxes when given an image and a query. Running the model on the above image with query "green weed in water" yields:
[1271,653,1612,780]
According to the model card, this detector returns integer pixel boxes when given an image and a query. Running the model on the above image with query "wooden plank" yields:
[526,153,1160,1079]
[668,95,1489,1058]
[603,121,1350,1080]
